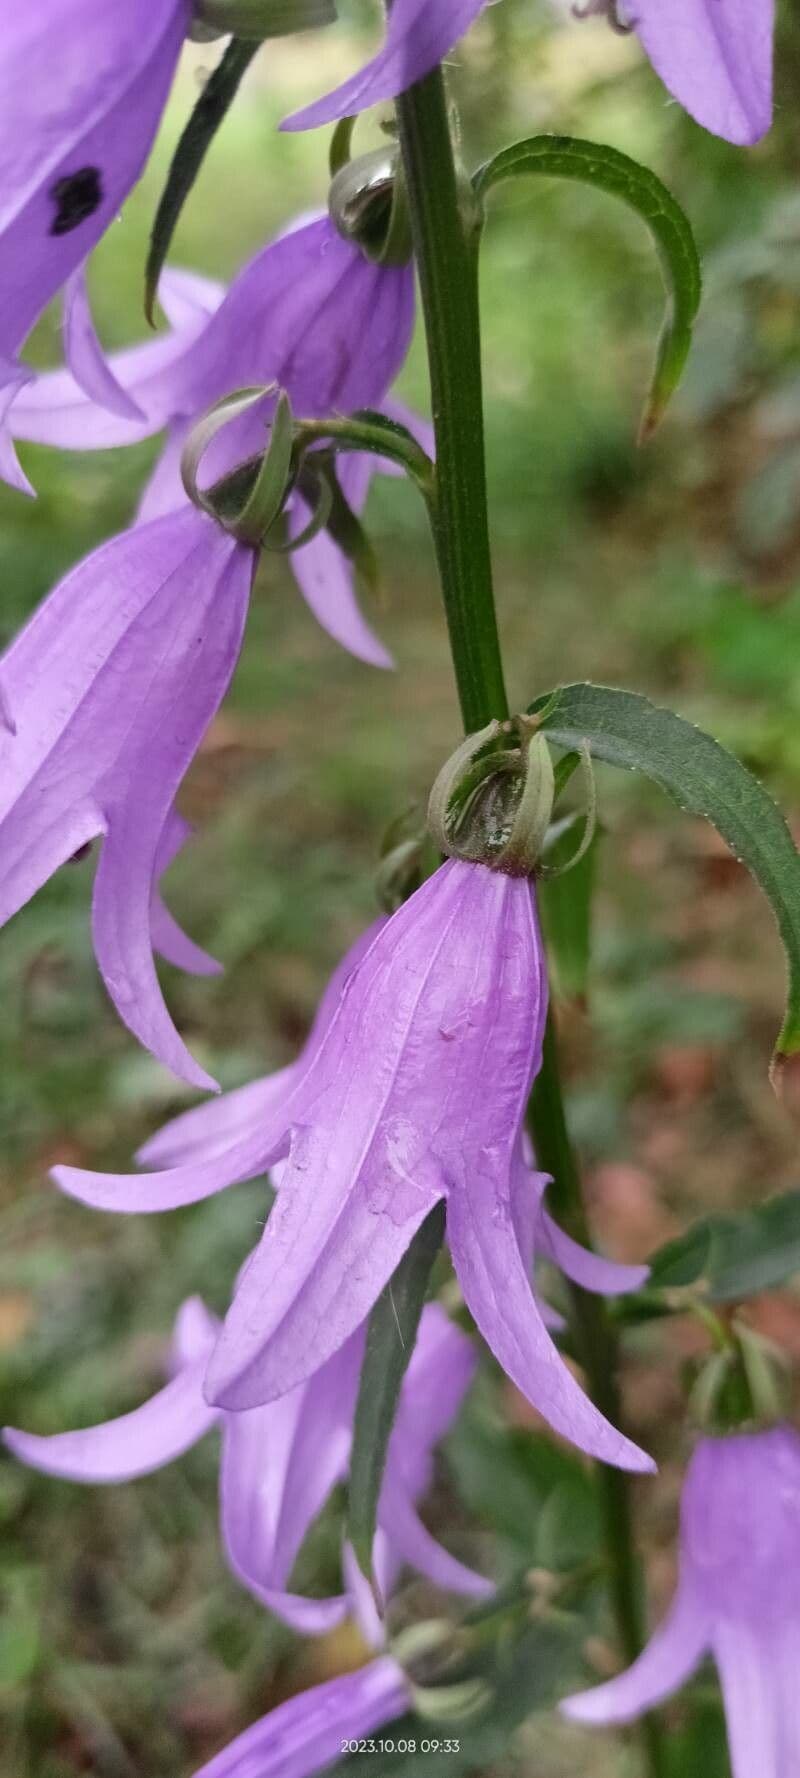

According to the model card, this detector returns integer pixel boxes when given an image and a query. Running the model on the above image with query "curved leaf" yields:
[474,136,702,440]
[530,682,800,1070]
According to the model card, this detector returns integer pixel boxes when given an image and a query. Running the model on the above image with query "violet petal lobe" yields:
[10,270,223,453]
[446,1158,654,1473]
[632,0,773,147]
[191,1657,411,1778]
[561,1585,708,1723]
[713,1620,781,1778]
[0,505,252,1088]
[221,1332,362,1623]
[150,807,223,978]
[62,266,145,421]
[538,1206,650,1297]
[3,1357,219,1484]
[283,0,487,131]
[0,0,188,376]
[56,919,387,1208]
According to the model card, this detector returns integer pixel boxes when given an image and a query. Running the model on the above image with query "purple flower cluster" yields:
[0,5,788,1776]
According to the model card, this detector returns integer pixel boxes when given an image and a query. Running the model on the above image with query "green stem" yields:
[395,68,509,731]
[395,64,667,1778]
[530,1017,667,1778]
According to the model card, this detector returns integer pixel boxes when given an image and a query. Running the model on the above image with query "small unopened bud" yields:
[329,149,413,267]
[427,717,556,878]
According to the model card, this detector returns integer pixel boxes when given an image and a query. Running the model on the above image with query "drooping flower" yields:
[191,1657,411,1778]
[10,215,421,665]
[0,0,191,488]
[562,1425,800,1777]
[0,503,255,1088]
[4,1296,490,1633]
[282,0,489,133]
[281,0,774,149]
[577,0,773,146]
[55,859,653,1473]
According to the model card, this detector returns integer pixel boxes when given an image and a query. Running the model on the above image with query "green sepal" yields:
[347,1204,446,1590]
[194,0,336,39]
[530,681,800,1071]
[474,135,702,440]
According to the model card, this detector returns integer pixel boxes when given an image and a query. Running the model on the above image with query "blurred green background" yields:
[4,3,800,1773]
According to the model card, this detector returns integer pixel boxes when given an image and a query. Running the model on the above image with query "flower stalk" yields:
[394,58,667,1778]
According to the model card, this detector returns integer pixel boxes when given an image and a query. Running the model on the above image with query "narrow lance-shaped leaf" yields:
[529,682,800,1073]
[473,136,702,440]
[145,39,259,324]
[348,1203,446,1588]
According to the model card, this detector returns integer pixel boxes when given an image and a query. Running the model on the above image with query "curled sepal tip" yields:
[181,385,295,546]
[427,717,557,878]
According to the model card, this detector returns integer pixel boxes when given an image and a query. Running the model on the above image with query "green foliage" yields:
[648,1188,800,1302]
[474,135,701,439]
[348,1205,446,1581]
[532,682,800,1064]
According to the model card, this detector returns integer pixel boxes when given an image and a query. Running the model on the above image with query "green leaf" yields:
[347,1204,446,1582]
[474,135,702,439]
[530,682,800,1067]
[145,39,258,324]
[649,1188,800,1302]
[539,828,598,1001]
[447,1390,601,1570]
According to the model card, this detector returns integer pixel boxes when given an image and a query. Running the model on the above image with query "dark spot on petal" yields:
[49,167,103,237]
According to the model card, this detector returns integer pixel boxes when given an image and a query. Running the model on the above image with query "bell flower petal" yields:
[0,505,253,1086]
[0,0,188,394]
[63,265,145,421]
[538,1207,650,1297]
[191,1657,410,1778]
[3,1356,218,1484]
[562,1585,708,1724]
[446,1155,653,1473]
[200,859,650,1474]
[563,1425,800,1772]
[10,270,221,453]
[283,0,487,132]
[631,0,773,148]
[57,918,387,1206]
[151,808,222,978]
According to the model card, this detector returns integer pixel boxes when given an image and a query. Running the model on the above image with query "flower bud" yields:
[329,148,413,267]
[427,718,556,878]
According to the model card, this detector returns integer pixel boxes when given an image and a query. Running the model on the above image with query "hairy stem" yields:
[395,63,666,1778]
